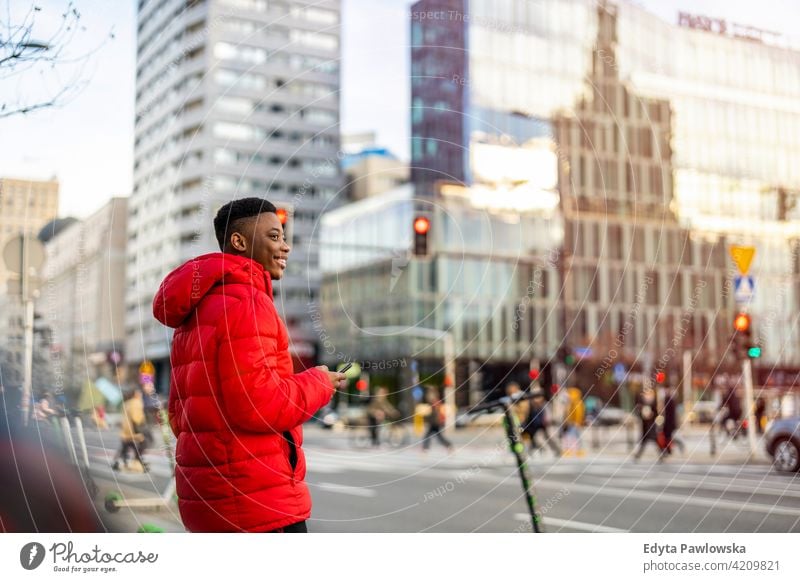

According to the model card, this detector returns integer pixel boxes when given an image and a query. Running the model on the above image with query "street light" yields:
[361,326,456,432]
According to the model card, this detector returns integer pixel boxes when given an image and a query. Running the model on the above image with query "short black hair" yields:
[214,197,277,250]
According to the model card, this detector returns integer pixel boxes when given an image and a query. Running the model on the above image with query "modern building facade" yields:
[320,0,800,405]
[343,147,409,201]
[0,177,59,364]
[129,0,342,391]
[40,198,128,397]
[0,177,59,293]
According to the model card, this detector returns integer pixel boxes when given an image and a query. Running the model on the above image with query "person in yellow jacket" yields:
[562,387,585,456]
[112,389,148,472]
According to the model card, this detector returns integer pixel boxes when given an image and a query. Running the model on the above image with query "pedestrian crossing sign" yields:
[734,275,755,303]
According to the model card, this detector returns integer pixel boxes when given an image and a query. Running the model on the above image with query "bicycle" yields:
[346,417,410,449]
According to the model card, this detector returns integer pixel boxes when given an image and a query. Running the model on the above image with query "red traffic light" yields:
[413,216,430,235]
[356,379,368,391]
[550,384,560,394]
[655,371,666,384]
[733,312,750,333]
[276,208,288,225]
[529,369,540,380]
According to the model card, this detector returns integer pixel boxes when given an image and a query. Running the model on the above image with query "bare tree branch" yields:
[0,1,113,119]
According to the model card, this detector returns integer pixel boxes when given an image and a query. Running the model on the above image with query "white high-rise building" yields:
[128,0,341,390]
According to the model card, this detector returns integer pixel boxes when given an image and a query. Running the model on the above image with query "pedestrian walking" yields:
[505,382,529,428]
[112,388,148,472]
[561,387,585,457]
[720,385,742,439]
[658,387,685,459]
[33,392,57,424]
[366,386,399,447]
[421,387,453,453]
[755,396,766,435]
[522,389,561,457]
[141,381,162,428]
[633,386,660,461]
[152,198,346,533]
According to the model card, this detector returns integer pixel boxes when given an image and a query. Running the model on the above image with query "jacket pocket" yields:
[282,430,298,482]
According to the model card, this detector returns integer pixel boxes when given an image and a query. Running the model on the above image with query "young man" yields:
[153,198,346,532]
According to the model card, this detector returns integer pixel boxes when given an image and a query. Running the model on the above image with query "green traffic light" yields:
[747,346,762,358]
[565,355,576,366]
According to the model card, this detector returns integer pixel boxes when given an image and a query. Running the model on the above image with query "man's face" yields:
[244,212,291,280]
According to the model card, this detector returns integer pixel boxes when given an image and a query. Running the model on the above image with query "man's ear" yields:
[229,231,248,252]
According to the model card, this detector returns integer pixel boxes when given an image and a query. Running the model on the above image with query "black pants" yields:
[422,425,452,450]
[525,426,561,455]
[634,426,659,459]
[367,414,380,446]
[115,439,146,467]
[268,521,307,533]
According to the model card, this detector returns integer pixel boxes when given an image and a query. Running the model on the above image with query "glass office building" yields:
[322,0,800,402]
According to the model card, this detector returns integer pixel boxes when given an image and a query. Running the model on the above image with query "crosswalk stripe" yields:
[312,482,377,497]
[513,513,628,533]
[535,479,800,517]
[610,477,800,498]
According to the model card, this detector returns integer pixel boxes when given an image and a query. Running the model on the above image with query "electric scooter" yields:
[462,391,544,533]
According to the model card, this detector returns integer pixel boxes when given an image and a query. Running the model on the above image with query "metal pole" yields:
[682,350,693,426]
[73,415,91,468]
[443,332,456,433]
[21,297,34,427]
[19,231,34,426]
[742,358,758,456]
[60,416,79,465]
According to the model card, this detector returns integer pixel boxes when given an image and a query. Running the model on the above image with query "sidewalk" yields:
[448,422,773,466]
[311,421,773,466]
[94,474,185,533]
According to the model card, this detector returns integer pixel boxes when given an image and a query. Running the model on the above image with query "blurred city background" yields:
[2,0,800,533]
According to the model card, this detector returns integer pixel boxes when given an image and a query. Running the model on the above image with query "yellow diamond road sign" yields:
[729,246,755,275]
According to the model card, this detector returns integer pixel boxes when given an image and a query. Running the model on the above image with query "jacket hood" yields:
[153,253,273,328]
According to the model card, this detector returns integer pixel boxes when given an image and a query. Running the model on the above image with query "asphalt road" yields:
[70,423,800,533]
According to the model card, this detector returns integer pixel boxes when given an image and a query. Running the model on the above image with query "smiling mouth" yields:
[274,256,287,269]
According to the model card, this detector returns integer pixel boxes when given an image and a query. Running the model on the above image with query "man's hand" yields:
[315,365,348,394]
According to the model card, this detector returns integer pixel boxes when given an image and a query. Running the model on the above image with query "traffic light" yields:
[528,369,540,381]
[559,346,575,366]
[276,208,289,225]
[413,216,430,257]
[732,312,756,359]
[655,371,666,384]
[733,312,750,333]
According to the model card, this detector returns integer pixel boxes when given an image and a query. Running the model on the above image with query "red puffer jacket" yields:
[152,252,332,532]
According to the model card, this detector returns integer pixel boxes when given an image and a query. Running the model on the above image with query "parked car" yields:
[765,416,800,472]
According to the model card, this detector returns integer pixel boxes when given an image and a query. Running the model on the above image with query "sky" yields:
[0,0,798,218]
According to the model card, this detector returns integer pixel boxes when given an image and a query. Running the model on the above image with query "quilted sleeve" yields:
[215,296,333,433]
